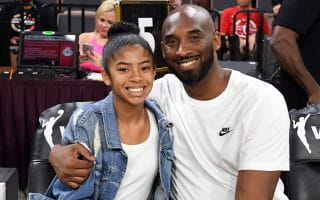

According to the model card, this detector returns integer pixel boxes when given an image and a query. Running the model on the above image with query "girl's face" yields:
[96,11,116,38]
[102,44,155,107]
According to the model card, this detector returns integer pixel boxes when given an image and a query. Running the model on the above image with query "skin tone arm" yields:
[49,144,95,189]
[235,170,281,200]
[270,26,320,104]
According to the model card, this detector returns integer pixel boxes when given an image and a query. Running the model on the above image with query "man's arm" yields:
[270,26,320,104]
[235,170,281,200]
[49,144,95,188]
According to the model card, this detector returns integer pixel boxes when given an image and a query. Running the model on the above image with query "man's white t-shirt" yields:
[149,70,290,200]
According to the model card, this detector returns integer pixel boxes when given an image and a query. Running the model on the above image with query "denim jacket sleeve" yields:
[44,107,99,200]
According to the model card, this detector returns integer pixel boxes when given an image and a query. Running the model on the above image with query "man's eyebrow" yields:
[189,29,202,34]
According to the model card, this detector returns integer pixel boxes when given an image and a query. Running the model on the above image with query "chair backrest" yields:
[62,0,102,5]
[57,10,96,33]
[287,105,320,200]
[27,101,91,194]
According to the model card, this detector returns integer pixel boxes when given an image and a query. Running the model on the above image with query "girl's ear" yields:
[101,69,112,86]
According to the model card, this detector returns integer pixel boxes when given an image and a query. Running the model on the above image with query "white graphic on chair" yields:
[292,114,311,153]
[42,109,64,149]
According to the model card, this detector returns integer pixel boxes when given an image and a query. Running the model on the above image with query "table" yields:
[0,168,18,200]
[0,79,110,188]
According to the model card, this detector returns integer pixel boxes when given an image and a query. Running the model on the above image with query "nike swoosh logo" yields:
[219,130,232,136]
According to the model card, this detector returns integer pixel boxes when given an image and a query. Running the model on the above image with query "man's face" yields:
[161,7,216,86]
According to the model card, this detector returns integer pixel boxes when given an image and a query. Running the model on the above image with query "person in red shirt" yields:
[220,0,272,57]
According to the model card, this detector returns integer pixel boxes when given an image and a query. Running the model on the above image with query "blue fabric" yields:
[29,92,173,200]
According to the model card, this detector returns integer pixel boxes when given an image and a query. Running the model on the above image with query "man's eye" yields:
[166,40,177,47]
[191,36,200,41]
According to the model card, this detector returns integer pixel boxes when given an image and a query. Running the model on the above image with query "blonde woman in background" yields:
[79,0,116,75]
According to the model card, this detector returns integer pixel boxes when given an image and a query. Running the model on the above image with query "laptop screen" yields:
[18,32,78,70]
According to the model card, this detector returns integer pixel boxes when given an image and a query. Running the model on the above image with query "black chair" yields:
[287,104,320,200]
[27,101,91,194]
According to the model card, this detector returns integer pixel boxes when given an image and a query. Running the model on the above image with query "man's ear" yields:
[213,31,221,51]
[101,69,112,86]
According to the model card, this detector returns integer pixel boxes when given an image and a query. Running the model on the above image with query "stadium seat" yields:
[287,104,320,200]
[27,102,91,194]
[57,10,96,33]
[62,0,102,5]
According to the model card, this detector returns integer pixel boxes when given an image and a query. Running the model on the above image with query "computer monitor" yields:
[18,31,78,70]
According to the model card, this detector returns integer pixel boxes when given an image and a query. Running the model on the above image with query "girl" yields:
[79,0,116,75]
[29,22,173,200]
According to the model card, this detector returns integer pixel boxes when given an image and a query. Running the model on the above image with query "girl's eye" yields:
[142,65,152,71]
[117,67,129,72]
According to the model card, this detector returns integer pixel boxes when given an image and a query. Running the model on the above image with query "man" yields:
[50,5,289,199]
[220,0,272,57]
[270,0,320,110]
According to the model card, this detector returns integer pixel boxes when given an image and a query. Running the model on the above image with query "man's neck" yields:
[239,4,252,10]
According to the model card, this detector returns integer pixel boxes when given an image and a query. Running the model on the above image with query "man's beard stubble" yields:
[169,48,214,86]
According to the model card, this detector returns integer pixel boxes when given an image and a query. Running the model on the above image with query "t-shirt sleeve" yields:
[148,77,165,104]
[274,0,320,36]
[239,90,290,171]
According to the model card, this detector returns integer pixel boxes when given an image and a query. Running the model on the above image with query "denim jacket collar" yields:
[100,92,173,150]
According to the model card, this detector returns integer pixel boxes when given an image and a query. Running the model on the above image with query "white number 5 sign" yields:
[138,18,155,52]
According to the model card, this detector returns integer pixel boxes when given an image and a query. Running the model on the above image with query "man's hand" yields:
[49,144,95,189]
[308,91,320,105]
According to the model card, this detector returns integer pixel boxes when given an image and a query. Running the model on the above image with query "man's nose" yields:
[176,42,192,57]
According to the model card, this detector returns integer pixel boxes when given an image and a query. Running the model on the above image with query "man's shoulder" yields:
[231,70,283,100]
[154,74,180,87]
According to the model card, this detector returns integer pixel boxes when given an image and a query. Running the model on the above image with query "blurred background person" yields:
[271,0,320,110]
[0,0,55,72]
[220,0,272,58]
[78,0,116,78]
[169,0,182,10]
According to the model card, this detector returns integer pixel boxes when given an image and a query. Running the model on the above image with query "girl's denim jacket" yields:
[29,93,173,200]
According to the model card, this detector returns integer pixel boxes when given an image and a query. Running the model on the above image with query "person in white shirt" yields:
[49,5,290,200]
